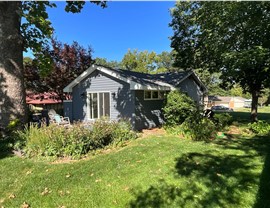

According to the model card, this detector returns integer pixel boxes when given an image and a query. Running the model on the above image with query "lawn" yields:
[0,127,270,208]
[232,106,270,123]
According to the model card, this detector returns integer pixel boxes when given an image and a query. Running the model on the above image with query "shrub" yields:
[183,110,216,141]
[165,109,232,141]
[248,120,270,136]
[163,90,196,126]
[90,118,116,148]
[164,124,187,137]
[16,119,137,159]
[112,119,137,145]
[89,118,137,147]
[213,113,233,131]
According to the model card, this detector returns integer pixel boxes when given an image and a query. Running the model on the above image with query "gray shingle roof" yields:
[103,66,192,88]
[64,64,207,93]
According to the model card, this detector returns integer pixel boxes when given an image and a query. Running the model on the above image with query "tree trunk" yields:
[0,2,27,131]
[251,89,259,122]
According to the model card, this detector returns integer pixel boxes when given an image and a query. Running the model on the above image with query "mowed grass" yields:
[1,130,270,208]
[232,106,270,123]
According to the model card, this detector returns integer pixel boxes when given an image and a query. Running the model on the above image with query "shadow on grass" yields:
[253,137,270,208]
[0,137,14,159]
[129,136,270,208]
[230,111,270,123]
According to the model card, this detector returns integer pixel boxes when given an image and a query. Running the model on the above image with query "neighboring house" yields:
[26,92,63,112]
[207,96,248,108]
[63,65,207,130]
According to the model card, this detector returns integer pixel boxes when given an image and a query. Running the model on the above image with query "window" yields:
[144,90,166,100]
[152,91,159,99]
[88,92,110,119]
[144,90,152,99]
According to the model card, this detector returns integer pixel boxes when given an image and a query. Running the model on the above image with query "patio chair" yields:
[48,109,70,126]
[53,114,71,126]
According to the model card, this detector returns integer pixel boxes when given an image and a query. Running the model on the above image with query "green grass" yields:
[1,130,270,207]
[223,106,270,123]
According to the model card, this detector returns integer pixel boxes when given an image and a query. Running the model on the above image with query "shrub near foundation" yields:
[164,107,232,141]
[163,90,196,126]
[16,119,137,159]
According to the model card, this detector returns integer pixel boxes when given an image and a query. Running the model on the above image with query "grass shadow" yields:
[230,111,270,123]
[253,137,270,208]
[0,137,14,159]
[129,135,270,207]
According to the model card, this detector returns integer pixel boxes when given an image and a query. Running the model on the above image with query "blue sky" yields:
[32,1,175,62]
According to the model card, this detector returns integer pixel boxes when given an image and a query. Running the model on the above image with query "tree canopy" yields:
[24,39,93,100]
[170,1,270,121]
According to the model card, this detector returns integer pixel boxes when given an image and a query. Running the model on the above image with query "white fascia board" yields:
[130,82,173,91]
[63,66,96,92]
[97,66,130,83]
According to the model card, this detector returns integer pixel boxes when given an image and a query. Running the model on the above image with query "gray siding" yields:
[63,101,73,121]
[178,77,204,105]
[71,70,135,123]
[134,90,165,130]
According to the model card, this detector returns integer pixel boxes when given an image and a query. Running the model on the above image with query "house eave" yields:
[131,84,172,91]
[63,65,175,93]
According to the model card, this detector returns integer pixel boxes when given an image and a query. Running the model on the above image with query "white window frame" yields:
[87,91,111,120]
[144,90,166,100]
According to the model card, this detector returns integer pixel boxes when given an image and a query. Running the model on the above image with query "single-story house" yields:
[63,65,207,130]
[207,96,248,108]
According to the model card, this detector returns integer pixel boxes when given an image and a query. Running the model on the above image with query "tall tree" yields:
[170,2,270,121]
[94,57,121,69]
[24,39,93,100]
[0,1,106,129]
[121,49,158,73]
[156,51,177,72]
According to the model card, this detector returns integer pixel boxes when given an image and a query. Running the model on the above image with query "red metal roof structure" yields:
[26,92,62,105]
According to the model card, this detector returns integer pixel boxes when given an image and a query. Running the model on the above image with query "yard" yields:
[1,118,270,207]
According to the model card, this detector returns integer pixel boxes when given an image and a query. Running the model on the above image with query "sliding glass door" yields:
[88,92,110,119]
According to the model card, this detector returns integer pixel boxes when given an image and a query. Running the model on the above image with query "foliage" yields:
[24,38,93,99]
[88,118,137,148]
[170,1,270,121]
[213,113,233,131]
[15,119,137,159]
[94,57,121,69]
[155,51,177,72]
[163,124,188,137]
[163,90,196,126]
[121,49,177,73]
[183,111,216,141]
[258,88,270,106]
[163,90,218,141]
[94,50,177,74]
[165,109,232,141]
[121,49,159,73]
[194,70,227,96]
[248,121,270,136]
